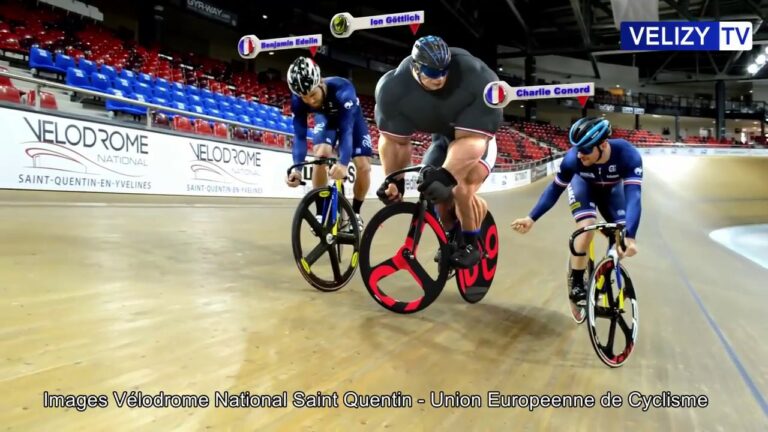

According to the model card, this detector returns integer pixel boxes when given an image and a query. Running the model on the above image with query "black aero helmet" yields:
[411,35,451,78]
[569,116,612,153]
[287,57,321,96]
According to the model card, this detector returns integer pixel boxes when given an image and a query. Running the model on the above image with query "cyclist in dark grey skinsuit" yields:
[374,35,502,268]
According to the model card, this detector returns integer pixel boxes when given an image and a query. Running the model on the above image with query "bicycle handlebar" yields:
[286,157,345,186]
[568,222,627,257]
[383,165,425,185]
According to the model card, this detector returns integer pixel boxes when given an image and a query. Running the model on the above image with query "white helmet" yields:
[287,57,321,96]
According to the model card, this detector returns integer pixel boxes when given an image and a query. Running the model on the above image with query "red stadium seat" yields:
[194,119,213,135]
[0,85,21,104]
[173,116,193,132]
[26,90,58,110]
[213,123,228,138]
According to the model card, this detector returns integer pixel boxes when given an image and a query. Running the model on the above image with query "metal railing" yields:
[0,70,291,142]
[0,69,567,174]
[593,91,768,114]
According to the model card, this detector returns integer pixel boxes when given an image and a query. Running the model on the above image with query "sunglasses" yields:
[577,145,598,155]
[417,63,449,79]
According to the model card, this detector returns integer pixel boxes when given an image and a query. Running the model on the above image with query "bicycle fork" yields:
[594,238,625,311]
[331,179,342,236]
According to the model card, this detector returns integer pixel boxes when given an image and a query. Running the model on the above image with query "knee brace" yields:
[417,166,457,203]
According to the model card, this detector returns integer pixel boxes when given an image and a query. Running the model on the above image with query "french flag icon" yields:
[484,82,506,107]
[238,35,258,59]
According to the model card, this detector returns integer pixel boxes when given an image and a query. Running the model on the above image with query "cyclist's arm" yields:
[291,98,308,166]
[622,153,644,238]
[528,180,567,221]
[623,184,642,238]
[336,90,357,166]
[529,156,575,221]
[374,77,415,175]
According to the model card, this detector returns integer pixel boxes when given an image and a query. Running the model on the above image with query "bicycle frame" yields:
[287,157,347,236]
[569,223,628,309]
[381,165,430,254]
[316,178,344,236]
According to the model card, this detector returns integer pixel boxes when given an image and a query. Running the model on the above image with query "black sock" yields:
[446,224,460,243]
[461,229,480,248]
[353,199,363,214]
[572,269,585,285]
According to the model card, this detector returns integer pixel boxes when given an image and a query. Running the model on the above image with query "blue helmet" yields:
[569,117,611,151]
[411,35,451,78]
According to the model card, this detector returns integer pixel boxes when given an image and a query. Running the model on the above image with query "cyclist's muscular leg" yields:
[571,218,597,270]
[352,155,371,202]
[312,144,334,188]
[442,133,489,232]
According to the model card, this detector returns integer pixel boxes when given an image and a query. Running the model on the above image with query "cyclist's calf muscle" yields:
[445,133,490,233]
[352,155,371,200]
[571,217,597,270]
[312,144,334,188]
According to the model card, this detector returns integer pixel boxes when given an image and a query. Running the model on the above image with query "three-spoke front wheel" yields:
[359,201,451,314]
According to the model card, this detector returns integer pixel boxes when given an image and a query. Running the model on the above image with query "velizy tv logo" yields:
[620,21,752,51]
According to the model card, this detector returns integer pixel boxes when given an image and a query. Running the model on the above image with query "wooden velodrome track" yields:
[1,155,767,430]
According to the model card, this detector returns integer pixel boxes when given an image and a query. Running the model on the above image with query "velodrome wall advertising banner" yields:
[0,107,306,198]
[0,107,536,198]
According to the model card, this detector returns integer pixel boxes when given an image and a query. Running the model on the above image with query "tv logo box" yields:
[620,21,752,51]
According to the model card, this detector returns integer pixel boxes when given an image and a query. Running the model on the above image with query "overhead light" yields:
[498,67,503,71]
[262,14,268,19]
[754,121,759,124]
[615,84,620,88]
[750,90,754,93]
[520,105,524,108]
[757,54,766,65]
[269,51,274,55]
[764,46,768,55]
[652,114,660,118]
[748,64,759,74]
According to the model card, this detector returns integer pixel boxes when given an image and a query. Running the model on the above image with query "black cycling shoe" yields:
[569,278,587,307]
[434,241,457,263]
[449,244,481,269]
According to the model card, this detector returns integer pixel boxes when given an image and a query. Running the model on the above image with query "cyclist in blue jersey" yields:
[511,117,643,305]
[284,57,373,230]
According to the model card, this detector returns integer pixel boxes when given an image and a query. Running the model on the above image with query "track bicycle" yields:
[569,222,639,367]
[358,165,499,314]
[287,157,360,291]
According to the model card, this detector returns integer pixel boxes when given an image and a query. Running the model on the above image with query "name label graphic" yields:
[238,34,322,59]
[330,11,424,38]
[483,82,595,108]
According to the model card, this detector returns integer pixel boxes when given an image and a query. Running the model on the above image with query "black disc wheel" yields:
[455,211,499,303]
[291,186,360,292]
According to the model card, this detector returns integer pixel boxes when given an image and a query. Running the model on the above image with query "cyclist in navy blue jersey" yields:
[284,57,373,230]
[511,117,643,305]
